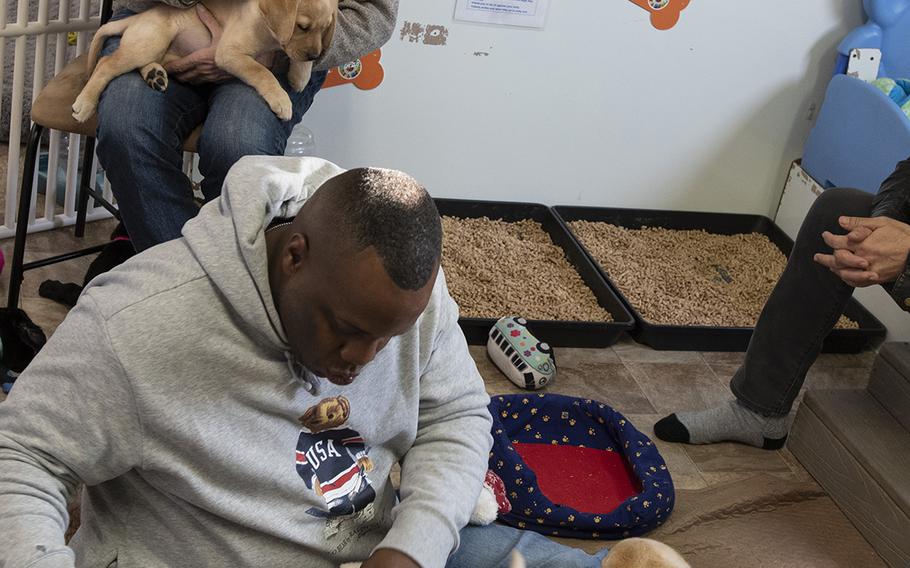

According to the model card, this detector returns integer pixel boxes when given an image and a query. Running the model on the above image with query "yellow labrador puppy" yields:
[339,537,690,568]
[506,538,690,568]
[72,0,336,122]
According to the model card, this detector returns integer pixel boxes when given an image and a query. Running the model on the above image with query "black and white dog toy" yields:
[487,316,556,390]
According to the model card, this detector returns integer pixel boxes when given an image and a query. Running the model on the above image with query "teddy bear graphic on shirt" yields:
[295,396,376,518]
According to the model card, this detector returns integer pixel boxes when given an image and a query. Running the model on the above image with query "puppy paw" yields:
[266,90,294,121]
[141,63,169,92]
[288,62,313,92]
[71,94,96,123]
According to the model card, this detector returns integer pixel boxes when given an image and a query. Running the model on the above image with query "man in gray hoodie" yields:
[0,157,613,567]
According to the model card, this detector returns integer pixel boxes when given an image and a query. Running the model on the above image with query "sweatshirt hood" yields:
[182,156,346,353]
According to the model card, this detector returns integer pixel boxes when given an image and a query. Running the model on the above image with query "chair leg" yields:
[75,136,96,238]
[8,123,45,309]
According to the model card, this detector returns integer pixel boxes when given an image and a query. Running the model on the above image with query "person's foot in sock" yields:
[653,399,789,450]
[83,222,135,286]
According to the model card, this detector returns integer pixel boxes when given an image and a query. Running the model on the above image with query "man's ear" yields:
[258,0,301,46]
[283,232,309,274]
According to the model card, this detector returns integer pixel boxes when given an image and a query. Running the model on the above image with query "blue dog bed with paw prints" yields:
[488,393,674,539]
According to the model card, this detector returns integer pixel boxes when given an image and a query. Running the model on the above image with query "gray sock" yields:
[654,400,790,449]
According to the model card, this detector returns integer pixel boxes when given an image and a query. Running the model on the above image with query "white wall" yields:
[305,0,865,217]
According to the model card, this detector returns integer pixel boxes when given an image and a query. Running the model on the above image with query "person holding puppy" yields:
[0,159,629,568]
[95,0,398,251]
[655,158,910,449]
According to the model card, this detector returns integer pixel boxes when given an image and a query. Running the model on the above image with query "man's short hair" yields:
[328,168,442,291]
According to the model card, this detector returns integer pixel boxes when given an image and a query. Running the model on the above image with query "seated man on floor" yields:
[655,158,910,449]
[0,157,615,568]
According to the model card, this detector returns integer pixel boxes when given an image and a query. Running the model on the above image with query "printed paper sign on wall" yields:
[454,0,551,29]
[455,0,689,30]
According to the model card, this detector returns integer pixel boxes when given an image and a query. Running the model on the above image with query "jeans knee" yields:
[96,83,187,166]
[96,106,133,155]
[796,187,875,246]
[811,187,874,220]
[97,112,153,167]
[198,121,286,175]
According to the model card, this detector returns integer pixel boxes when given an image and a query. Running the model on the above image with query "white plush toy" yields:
[487,316,556,390]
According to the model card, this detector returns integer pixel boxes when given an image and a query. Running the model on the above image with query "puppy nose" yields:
[306,50,320,61]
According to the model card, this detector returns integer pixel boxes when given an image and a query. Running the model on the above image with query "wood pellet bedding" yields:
[568,221,858,329]
[440,216,613,322]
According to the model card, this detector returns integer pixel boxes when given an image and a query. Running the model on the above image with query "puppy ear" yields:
[321,11,337,53]
[259,0,301,46]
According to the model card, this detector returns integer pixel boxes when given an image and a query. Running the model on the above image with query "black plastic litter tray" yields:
[553,206,887,353]
[436,198,635,348]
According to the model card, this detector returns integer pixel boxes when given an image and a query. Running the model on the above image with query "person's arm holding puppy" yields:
[165,3,235,84]
[313,0,399,70]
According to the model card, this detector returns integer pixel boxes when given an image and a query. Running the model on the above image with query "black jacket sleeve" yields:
[870,158,910,310]
[871,158,910,222]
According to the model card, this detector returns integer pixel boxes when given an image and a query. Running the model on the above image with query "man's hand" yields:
[164,4,233,84]
[360,548,420,568]
[813,215,910,287]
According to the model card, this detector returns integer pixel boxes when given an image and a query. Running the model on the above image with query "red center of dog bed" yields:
[514,443,641,513]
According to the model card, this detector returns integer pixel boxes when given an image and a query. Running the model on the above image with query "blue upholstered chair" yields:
[802,0,910,193]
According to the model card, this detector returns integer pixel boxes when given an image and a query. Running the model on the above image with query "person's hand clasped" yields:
[813,215,910,287]
[360,548,421,568]
[164,4,233,84]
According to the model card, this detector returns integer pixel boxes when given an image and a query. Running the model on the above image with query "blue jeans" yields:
[449,524,609,568]
[95,9,327,251]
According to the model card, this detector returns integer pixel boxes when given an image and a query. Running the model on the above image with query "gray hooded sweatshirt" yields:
[0,156,493,568]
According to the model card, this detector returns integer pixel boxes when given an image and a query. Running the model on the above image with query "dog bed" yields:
[489,393,674,539]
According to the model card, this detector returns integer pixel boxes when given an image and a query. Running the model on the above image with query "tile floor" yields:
[0,143,889,566]
[470,342,874,494]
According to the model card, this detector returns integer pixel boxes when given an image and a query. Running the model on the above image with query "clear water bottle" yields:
[285,124,316,156]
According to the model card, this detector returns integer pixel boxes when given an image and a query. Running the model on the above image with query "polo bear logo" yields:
[295,396,376,517]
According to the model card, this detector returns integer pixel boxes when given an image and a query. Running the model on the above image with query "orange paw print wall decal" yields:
[628,0,690,30]
[322,49,384,90]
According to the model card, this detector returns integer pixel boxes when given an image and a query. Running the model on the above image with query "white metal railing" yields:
[0,0,112,240]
